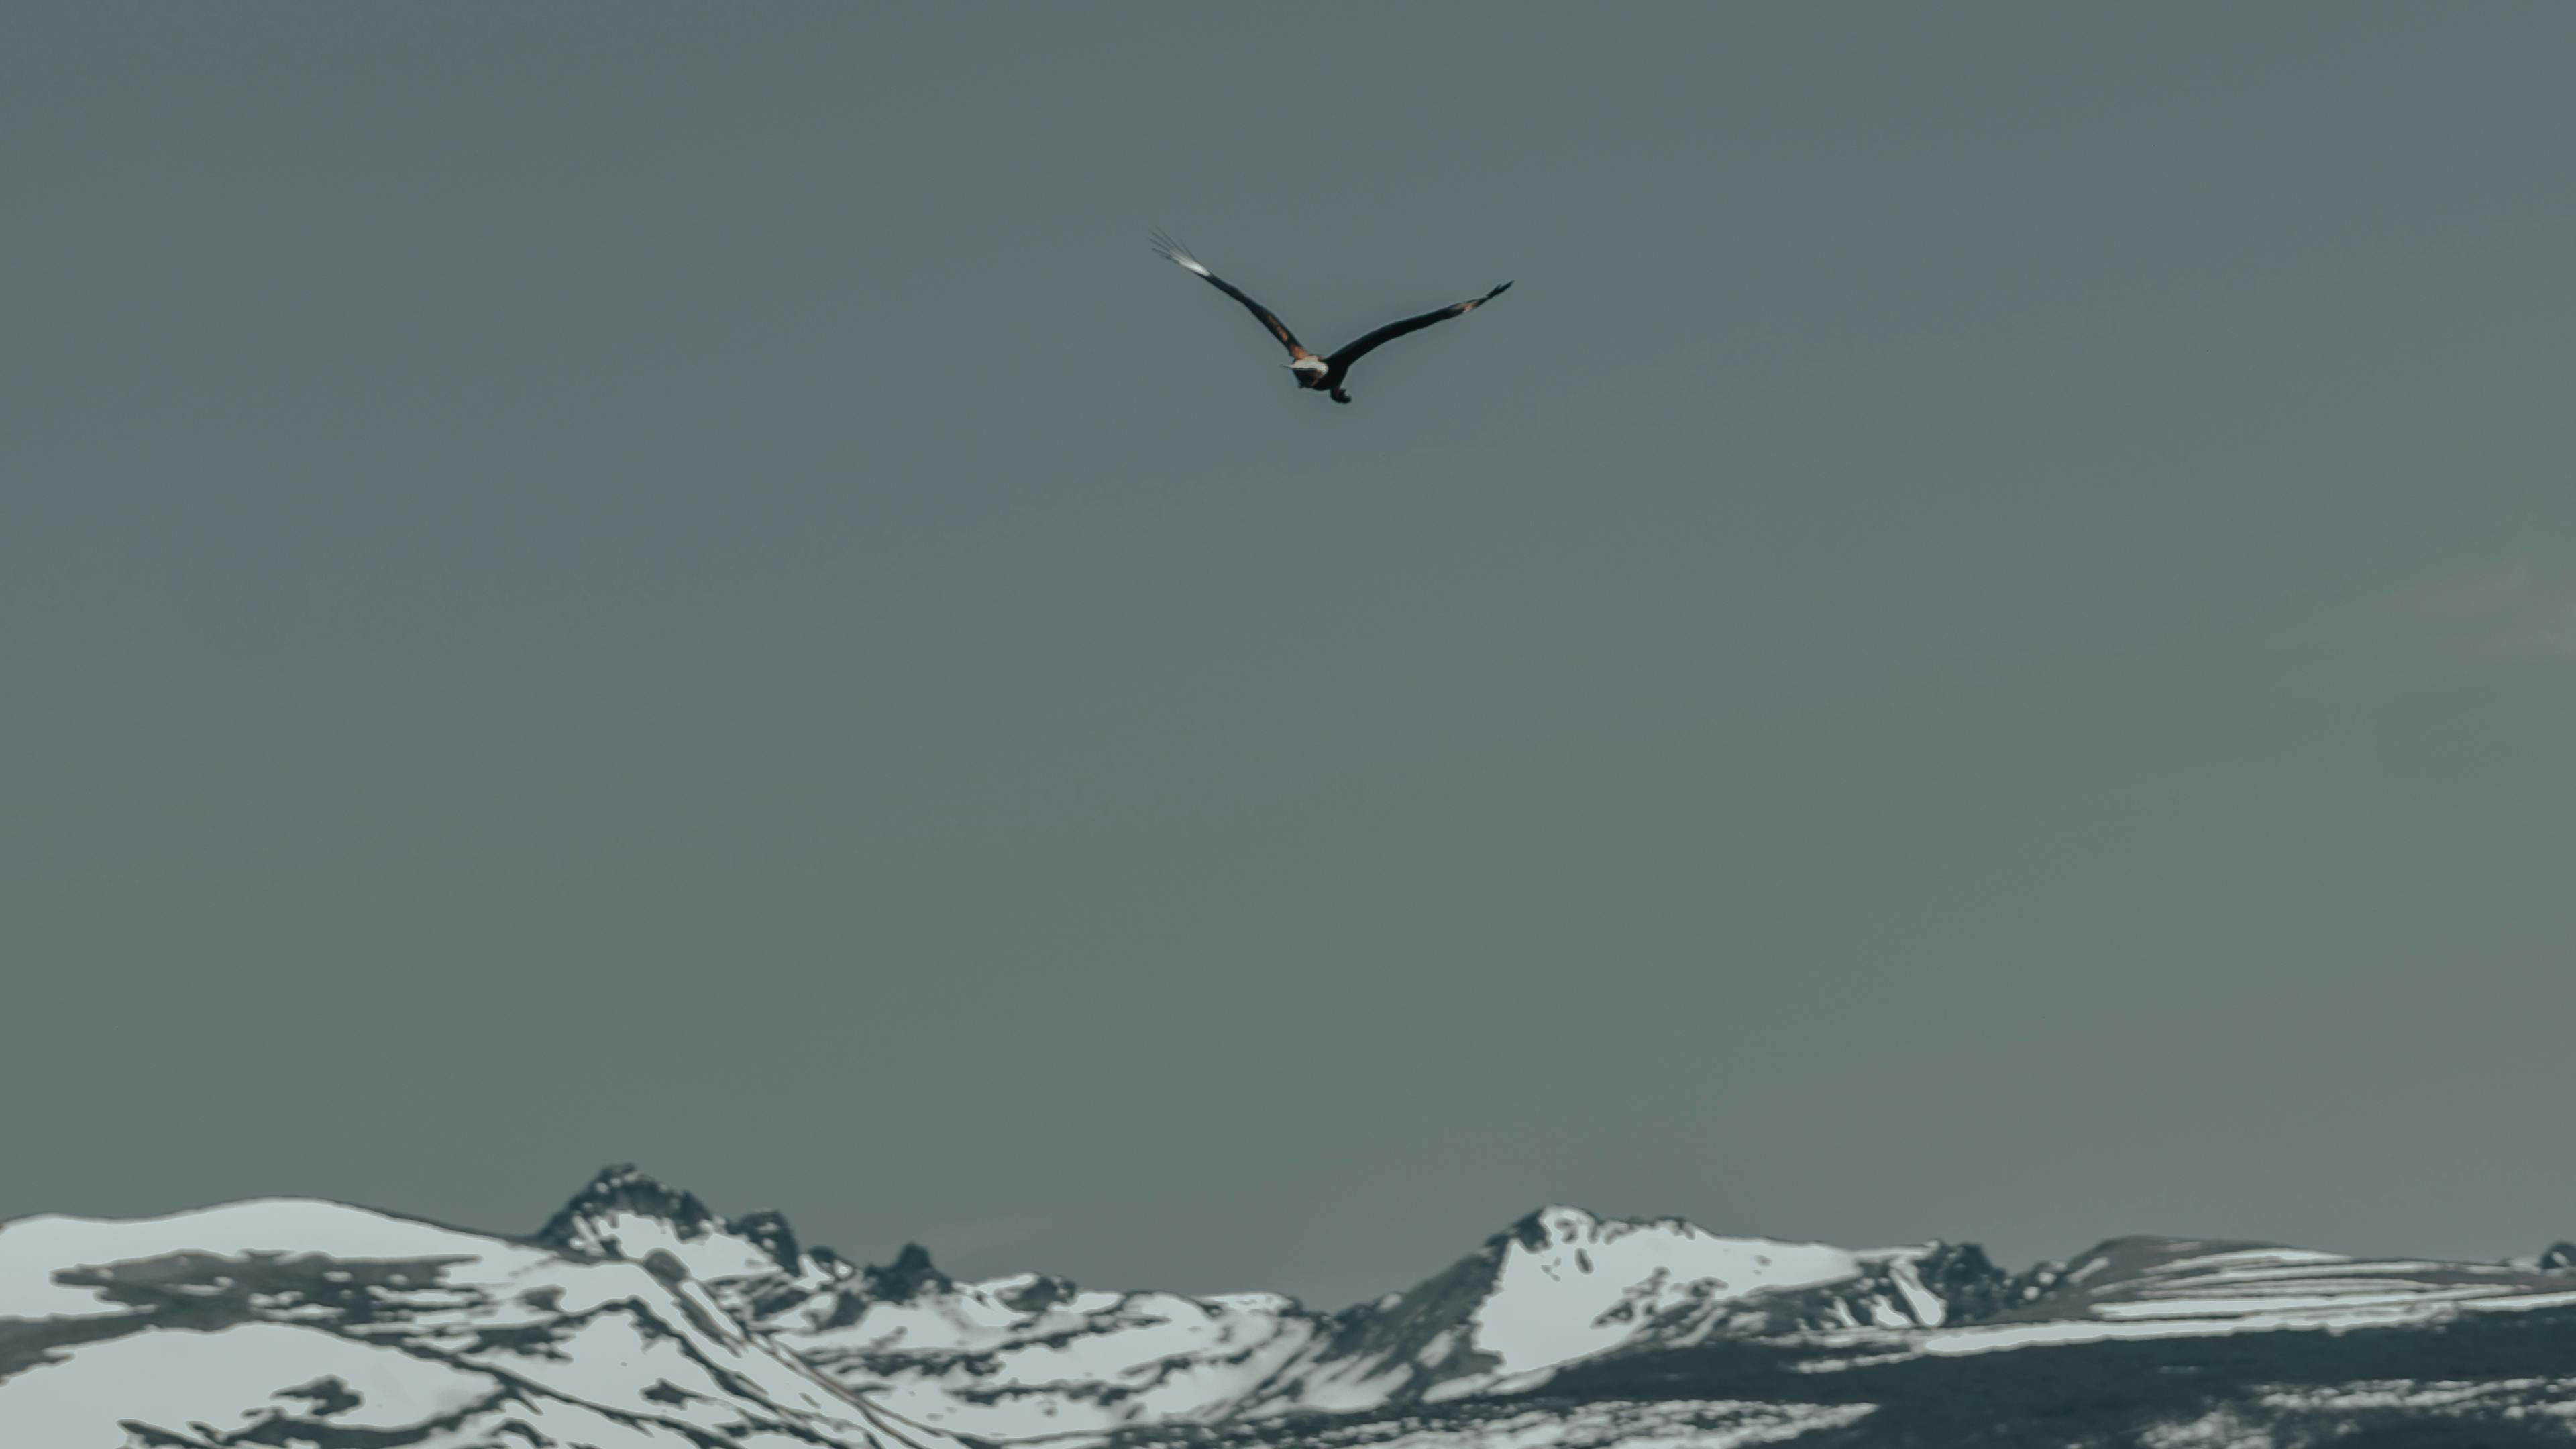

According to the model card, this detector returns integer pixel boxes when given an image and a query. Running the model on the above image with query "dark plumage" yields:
[1152,231,1511,405]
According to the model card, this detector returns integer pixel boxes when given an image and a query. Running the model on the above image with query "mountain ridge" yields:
[7,1164,2576,1448]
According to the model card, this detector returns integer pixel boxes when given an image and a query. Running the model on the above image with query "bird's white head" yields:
[1289,356,1327,376]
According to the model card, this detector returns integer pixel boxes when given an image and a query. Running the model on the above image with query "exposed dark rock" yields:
[864,1242,953,1302]
[272,1376,361,1417]
[726,1208,803,1275]
[533,1164,720,1258]
[998,1273,1080,1313]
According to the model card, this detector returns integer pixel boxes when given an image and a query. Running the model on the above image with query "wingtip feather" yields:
[1148,227,1212,276]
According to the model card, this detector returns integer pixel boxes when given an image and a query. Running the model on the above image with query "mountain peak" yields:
[534,1164,718,1258]
[24,1171,2576,1448]
[729,1208,802,1271]
[1505,1204,1604,1250]
[532,1164,805,1278]
[1499,1203,1769,1256]
[863,1242,953,1301]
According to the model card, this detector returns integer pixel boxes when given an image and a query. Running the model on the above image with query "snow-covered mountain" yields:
[0,1183,972,1449]
[725,1201,1995,1441]
[8,1166,2576,1449]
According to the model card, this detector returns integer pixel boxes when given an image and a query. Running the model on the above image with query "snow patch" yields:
[0,1199,539,1320]
[0,1322,496,1442]
[1467,1208,1861,1377]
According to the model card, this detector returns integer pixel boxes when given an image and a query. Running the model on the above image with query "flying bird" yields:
[1151,230,1511,405]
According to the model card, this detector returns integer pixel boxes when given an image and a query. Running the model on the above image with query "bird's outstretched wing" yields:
[1152,231,1314,360]
[1325,282,1513,370]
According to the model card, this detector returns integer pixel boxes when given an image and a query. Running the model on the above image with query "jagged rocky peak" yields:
[1501,1203,1688,1252]
[535,1163,721,1257]
[525,1164,1008,1322]
[1507,1202,1597,1250]
[0,1184,989,1449]
[1902,1240,2015,1316]
[729,1208,802,1272]
[1452,1205,2025,1341]
[532,1164,806,1277]
[861,1241,953,1301]
[1310,1203,1923,1395]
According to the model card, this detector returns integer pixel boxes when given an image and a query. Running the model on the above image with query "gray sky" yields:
[7,3,2575,1310]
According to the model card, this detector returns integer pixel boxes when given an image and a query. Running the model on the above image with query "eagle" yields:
[1152,231,1511,405]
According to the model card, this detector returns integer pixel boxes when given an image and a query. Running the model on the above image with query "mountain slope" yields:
[702,1201,1998,1440]
[0,1192,973,1449]
[9,1167,2576,1448]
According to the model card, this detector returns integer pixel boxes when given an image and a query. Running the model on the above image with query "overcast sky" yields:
[7,3,2575,1309]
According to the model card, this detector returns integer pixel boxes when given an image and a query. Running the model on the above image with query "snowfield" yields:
[7,1167,2576,1448]
[0,1190,971,1449]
